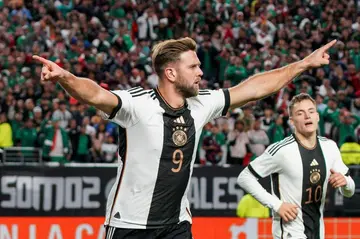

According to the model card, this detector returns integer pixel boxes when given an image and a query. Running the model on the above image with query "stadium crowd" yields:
[0,0,359,164]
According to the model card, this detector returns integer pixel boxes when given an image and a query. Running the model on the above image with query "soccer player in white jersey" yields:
[237,93,355,239]
[33,38,336,239]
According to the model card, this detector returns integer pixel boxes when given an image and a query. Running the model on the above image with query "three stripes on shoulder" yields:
[127,87,212,99]
[267,135,329,157]
[267,135,295,156]
[199,89,210,95]
[127,87,156,100]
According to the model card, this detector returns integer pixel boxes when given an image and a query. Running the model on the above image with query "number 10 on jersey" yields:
[305,185,322,204]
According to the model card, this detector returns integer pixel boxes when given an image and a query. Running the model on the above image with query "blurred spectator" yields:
[92,122,107,161]
[227,120,250,165]
[42,119,70,163]
[240,105,255,131]
[247,118,269,157]
[237,193,270,218]
[10,112,24,142]
[225,56,248,86]
[101,135,118,163]
[0,112,13,148]
[15,118,37,157]
[260,107,274,132]
[276,90,290,112]
[202,124,224,165]
[321,98,340,138]
[33,106,43,130]
[315,94,327,114]
[337,90,351,110]
[52,100,72,129]
[15,118,37,148]
[351,97,360,116]
[23,98,35,121]
[267,115,285,144]
[137,7,159,41]
[319,78,336,98]
[250,15,276,46]
[71,125,92,163]
[198,122,212,164]
[197,39,218,84]
[340,136,360,165]
[331,110,360,146]
[83,116,96,137]
[67,118,80,161]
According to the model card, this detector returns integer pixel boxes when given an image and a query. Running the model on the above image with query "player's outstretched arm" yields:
[228,40,337,109]
[32,55,118,115]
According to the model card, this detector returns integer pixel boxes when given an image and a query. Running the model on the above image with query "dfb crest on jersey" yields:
[172,126,187,147]
[310,168,321,184]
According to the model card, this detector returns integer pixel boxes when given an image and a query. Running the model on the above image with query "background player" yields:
[238,93,355,239]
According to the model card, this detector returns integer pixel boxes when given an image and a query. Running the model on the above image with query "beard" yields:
[174,75,198,98]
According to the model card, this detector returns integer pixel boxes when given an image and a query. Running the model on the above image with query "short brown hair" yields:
[288,93,316,116]
[151,37,197,77]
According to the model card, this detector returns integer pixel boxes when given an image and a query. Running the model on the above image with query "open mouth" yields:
[305,122,313,126]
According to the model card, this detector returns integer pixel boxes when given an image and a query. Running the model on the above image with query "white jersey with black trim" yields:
[101,87,230,229]
[238,134,355,239]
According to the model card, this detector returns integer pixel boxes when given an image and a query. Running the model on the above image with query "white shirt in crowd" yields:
[228,131,249,158]
[247,129,269,156]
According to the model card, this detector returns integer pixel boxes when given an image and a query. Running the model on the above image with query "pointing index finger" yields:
[32,55,51,68]
[321,40,337,52]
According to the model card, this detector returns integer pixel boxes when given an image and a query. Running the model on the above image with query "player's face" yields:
[290,99,319,136]
[174,51,203,98]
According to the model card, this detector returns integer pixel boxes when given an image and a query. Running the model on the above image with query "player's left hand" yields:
[329,169,347,188]
[303,40,337,68]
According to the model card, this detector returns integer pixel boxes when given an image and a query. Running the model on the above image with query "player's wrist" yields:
[342,176,350,189]
[61,69,73,81]
[297,59,310,72]
[272,199,283,213]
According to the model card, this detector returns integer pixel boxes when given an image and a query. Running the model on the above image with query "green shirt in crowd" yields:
[77,134,90,155]
[226,65,248,86]
[267,124,285,144]
[16,128,37,147]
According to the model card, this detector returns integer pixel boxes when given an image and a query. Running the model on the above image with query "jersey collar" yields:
[154,88,188,116]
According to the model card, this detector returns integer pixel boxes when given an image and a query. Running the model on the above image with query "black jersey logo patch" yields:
[310,168,321,184]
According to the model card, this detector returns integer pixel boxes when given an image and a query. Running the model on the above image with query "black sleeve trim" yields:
[345,170,350,177]
[221,89,230,116]
[108,92,122,119]
[248,164,263,179]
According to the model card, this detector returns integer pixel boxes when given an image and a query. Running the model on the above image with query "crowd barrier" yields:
[0,163,359,217]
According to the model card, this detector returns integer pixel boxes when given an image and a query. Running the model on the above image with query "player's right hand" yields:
[32,55,68,83]
[277,202,298,223]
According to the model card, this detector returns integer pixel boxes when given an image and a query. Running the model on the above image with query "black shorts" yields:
[105,221,192,239]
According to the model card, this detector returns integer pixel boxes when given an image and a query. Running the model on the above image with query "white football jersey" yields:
[101,87,230,229]
[238,134,355,239]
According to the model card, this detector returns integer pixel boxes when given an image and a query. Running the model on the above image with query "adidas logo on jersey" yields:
[310,159,319,166]
[174,116,185,124]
